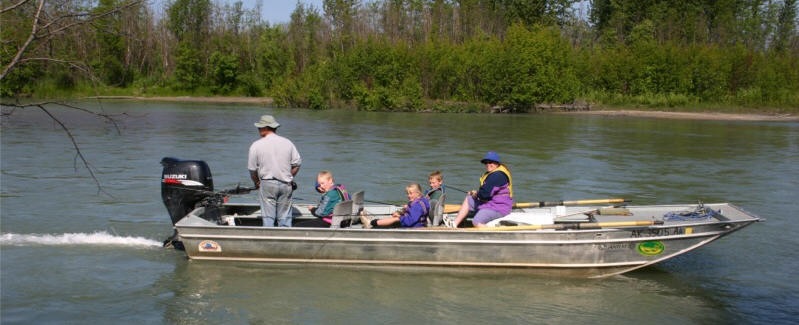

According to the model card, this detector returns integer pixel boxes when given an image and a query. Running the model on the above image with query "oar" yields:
[443,198,628,214]
[465,220,663,231]
[514,198,628,208]
[443,204,462,214]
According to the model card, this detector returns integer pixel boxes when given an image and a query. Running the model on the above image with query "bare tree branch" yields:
[1,100,128,195]
[0,0,31,14]
[36,104,113,197]
[1,0,144,196]
[1,0,144,80]
[0,0,45,80]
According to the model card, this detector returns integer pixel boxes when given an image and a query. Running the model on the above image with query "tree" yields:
[92,0,134,87]
[773,0,797,52]
[1,0,141,193]
[166,0,212,89]
[324,0,358,51]
[1,0,143,93]
[209,51,239,94]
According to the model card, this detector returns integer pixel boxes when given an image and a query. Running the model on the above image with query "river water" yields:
[1,102,797,324]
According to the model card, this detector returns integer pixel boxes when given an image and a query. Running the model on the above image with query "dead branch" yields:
[0,0,45,80]
[0,0,31,14]
[39,104,111,197]
[1,100,127,196]
[1,0,144,80]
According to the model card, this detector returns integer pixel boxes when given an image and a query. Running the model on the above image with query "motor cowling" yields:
[161,157,214,225]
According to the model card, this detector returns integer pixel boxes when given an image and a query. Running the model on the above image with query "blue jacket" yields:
[398,197,430,228]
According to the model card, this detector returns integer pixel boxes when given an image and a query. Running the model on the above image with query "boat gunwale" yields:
[175,219,758,245]
[177,228,737,243]
[183,255,649,269]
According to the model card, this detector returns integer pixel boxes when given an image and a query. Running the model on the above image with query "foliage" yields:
[2,0,797,112]
[209,51,239,94]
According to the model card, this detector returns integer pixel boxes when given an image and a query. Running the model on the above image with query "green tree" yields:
[495,25,580,108]
[173,44,203,90]
[209,51,239,94]
[167,0,211,46]
[167,0,212,89]
[287,3,324,75]
[92,0,134,87]
[323,0,358,51]
[257,25,292,91]
[773,0,798,52]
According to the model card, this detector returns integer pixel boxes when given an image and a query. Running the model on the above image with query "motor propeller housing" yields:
[160,157,214,225]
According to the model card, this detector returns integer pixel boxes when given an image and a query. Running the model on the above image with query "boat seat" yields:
[427,193,446,227]
[330,200,354,229]
[351,191,364,216]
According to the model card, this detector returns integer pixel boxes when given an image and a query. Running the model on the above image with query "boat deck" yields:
[210,202,759,229]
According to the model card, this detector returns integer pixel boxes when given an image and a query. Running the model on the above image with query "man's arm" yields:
[249,170,260,188]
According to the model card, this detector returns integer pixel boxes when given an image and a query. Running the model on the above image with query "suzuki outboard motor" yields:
[160,157,214,225]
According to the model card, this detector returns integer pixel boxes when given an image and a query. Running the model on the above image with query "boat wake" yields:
[0,231,162,247]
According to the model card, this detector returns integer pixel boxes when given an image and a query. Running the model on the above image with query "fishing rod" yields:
[364,199,402,206]
[444,185,470,194]
[294,195,400,206]
[396,177,470,194]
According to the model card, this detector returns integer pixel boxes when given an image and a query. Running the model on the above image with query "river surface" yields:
[1,102,797,324]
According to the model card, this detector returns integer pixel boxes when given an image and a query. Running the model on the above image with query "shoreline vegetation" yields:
[4,1,797,118]
[90,95,799,122]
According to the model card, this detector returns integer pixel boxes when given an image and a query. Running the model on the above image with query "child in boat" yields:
[425,170,446,201]
[297,170,350,227]
[360,183,430,228]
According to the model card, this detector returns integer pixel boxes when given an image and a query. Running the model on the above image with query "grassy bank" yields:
[5,83,797,119]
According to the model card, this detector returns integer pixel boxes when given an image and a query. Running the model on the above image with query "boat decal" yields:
[198,240,222,252]
[593,242,633,250]
[636,241,665,256]
[630,227,684,238]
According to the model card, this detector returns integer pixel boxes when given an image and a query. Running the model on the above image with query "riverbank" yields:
[89,96,274,105]
[562,109,799,122]
[88,96,799,122]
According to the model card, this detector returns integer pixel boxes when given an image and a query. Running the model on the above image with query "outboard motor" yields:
[160,157,214,225]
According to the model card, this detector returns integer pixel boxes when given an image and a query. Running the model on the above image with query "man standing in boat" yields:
[248,115,302,227]
[450,151,513,228]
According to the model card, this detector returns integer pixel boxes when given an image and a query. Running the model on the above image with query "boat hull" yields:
[174,203,759,278]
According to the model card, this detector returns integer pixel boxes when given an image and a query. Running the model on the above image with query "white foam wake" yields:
[0,231,162,247]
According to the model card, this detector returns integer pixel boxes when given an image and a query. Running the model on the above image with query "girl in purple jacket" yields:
[361,183,430,228]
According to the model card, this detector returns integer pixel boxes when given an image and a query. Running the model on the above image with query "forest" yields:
[2,0,798,113]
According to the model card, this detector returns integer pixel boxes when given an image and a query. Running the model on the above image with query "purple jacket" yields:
[398,197,430,228]
[476,169,513,215]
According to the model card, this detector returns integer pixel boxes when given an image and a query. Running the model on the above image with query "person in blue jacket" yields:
[361,183,430,228]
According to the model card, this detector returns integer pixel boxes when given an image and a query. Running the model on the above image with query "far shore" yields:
[90,95,274,105]
[562,109,799,122]
[91,96,798,122]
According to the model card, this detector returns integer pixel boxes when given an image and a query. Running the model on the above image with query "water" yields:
[2,102,797,324]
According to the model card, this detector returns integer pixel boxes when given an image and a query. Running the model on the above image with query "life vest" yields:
[425,186,445,200]
[333,184,350,201]
[320,184,351,224]
[479,165,513,198]
[401,196,430,227]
